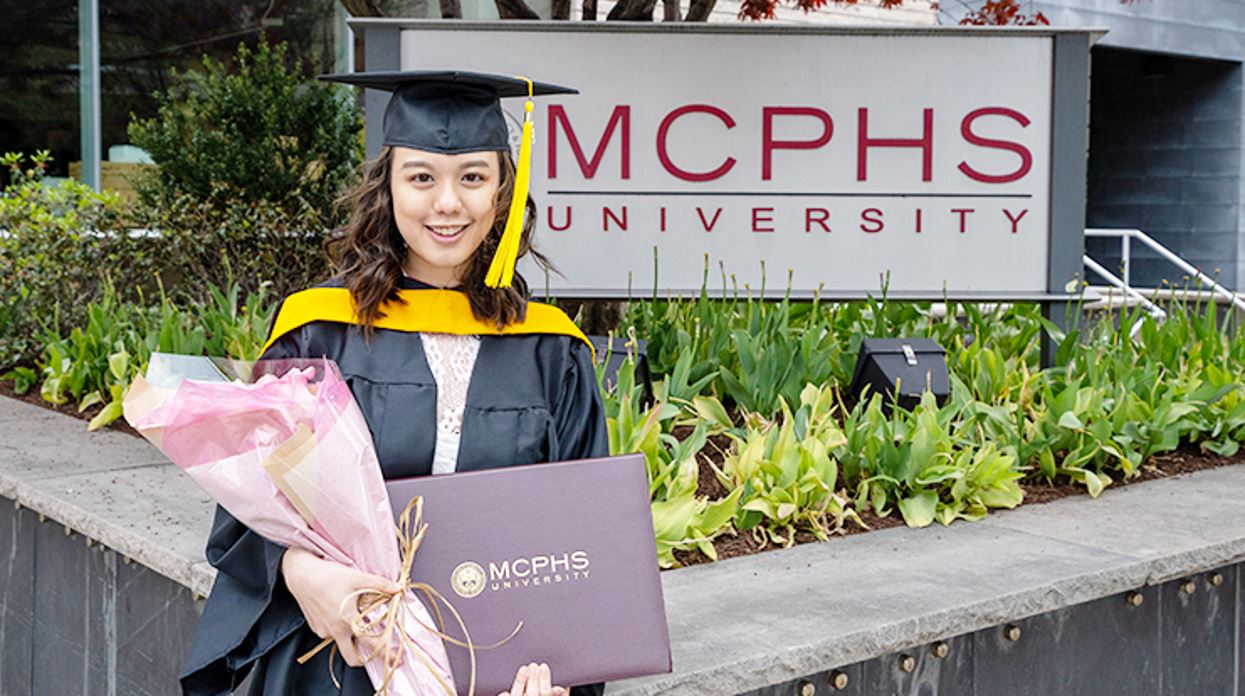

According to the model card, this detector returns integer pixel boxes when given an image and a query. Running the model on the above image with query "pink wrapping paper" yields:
[124,356,456,695]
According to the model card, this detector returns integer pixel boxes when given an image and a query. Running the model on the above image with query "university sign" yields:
[354,21,1093,301]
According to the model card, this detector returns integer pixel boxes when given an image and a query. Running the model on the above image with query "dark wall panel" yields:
[738,569,1242,696]
[1161,571,1235,696]
[0,504,36,696]
[1086,47,1243,289]
[0,503,200,696]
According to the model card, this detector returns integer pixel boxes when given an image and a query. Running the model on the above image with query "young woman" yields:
[179,73,606,696]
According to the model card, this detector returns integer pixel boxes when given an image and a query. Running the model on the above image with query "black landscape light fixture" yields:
[589,334,653,403]
[849,338,950,411]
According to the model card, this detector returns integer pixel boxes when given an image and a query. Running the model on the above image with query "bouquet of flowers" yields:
[123,353,458,695]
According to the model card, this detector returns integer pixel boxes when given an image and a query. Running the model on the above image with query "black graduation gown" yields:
[181,278,609,696]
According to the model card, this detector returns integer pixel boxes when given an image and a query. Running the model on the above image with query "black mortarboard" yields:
[319,70,577,288]
[319,70,577,154]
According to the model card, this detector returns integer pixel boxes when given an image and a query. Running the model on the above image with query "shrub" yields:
[125,37,362,303]
[137,193,333,304]
[0,151,144,370]
[128,37,362,217]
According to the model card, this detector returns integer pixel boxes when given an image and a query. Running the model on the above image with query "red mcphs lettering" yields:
[857,108,934,182]
[547,206,572,231]
[1003,208,1028,233]
[952,208,974,233]
[657,105,737,182]
[861,208,884,233]
[762,107,833,181]
[697,207,723,232]
[958,107,1033,184]
[603,206,628,231]
[548,105,630,180]
[806,208,831,233]
[752,207,775,233]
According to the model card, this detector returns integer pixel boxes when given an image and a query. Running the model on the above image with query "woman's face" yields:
[390,146,501,287]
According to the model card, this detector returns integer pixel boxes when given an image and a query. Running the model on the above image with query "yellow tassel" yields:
[485,77,536,289]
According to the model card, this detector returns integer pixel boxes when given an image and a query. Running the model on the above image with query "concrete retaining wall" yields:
[4,394,1245,695]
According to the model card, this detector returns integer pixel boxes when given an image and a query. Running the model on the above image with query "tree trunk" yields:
[440,0,463,18]
[552,0,571,19]
[582,0,597,20]
[338,0,383,16]
[606,0,659,20]
[663,0,681,20]
[683,0,714,21]
[494,0,541,17]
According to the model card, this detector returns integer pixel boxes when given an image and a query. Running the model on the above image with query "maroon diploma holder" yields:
[385,454,672,695]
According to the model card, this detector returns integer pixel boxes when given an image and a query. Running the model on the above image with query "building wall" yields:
[1085,48,1243,288]
[1022,1,1245,291]
[921,1,1245,290]
[1035,0,1245,63]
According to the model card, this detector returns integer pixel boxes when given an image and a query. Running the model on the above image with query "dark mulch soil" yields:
[0,379,142,438]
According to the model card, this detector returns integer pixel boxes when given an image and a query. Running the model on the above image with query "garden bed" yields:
[670,438,1245,567]
[7,376,1243,572]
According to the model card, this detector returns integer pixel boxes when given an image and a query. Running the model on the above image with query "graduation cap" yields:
[320,70,578,289]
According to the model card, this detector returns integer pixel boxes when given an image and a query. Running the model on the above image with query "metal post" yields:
[1122,231,1131,287]
[1042,32,1092,367]
[362,25,401,160]
[78,0,101,190]
[335,5,355,75]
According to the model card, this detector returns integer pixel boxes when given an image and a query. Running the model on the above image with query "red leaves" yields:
[738,0,904,22]
[737,0,1134,24]
[958,0,1049,25]
[737,0,779,20]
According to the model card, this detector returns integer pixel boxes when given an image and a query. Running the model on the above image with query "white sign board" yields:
[395,25,1061,298]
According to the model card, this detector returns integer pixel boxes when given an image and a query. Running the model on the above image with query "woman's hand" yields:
[498,663,569,696]
[281,547,402,668]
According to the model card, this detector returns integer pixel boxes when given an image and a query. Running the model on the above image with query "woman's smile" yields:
[425,223,472,243]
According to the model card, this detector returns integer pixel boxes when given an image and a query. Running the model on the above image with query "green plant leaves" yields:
[897,490,938,528]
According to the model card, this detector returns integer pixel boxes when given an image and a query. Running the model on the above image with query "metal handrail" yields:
[1082,255,1165,337]
[1084,228,1245,313]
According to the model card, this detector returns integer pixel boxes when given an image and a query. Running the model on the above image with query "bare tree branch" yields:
[582,0,597,19]
[338,0,383,16]
[683,0,714,21]
[552,0,571,19]
[663,0,681,20]
[439,0,463,18]
[607,0,659,20]
[494,0,541,18]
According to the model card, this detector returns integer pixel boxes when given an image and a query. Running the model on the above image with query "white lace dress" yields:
[419,332,482,475]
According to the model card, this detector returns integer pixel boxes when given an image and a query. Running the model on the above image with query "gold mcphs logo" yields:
[449,551,591,598]
[450,562,487,598]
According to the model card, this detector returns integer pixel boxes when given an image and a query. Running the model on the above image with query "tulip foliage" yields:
[603,281,1245,567]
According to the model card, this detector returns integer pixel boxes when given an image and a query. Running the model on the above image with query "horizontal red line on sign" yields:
[546,191,1034,199]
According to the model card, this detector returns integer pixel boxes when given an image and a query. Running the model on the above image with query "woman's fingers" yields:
[524,663,544,696]
[356,570,403,596]
[507,661,560,696]
[334,629,364,667]
[509,664,529,696]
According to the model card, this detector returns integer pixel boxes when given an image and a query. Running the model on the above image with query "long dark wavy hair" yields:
[324,146,551,331]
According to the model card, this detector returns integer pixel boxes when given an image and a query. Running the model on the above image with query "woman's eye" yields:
[463,172,485,183]
[411,173,433,184]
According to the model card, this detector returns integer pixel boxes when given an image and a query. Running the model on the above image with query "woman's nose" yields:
[433,182,463,215]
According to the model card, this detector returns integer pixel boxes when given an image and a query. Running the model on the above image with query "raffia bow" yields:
[296,496,522,696]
